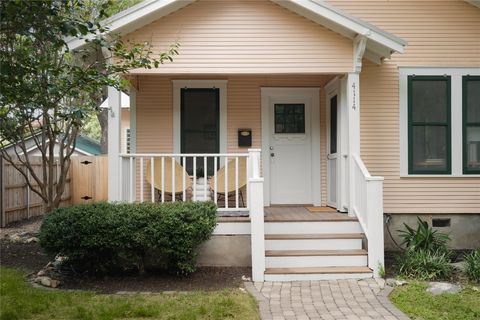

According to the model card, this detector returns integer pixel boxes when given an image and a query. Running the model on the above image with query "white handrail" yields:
[351,153,385,278]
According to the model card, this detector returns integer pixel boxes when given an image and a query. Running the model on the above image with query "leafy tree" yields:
[0,0,177,212]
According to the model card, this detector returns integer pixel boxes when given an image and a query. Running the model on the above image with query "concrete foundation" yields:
[384,214,480,250]
[196,235,252,266]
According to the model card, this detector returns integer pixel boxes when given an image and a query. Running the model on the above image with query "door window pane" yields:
[464,76,480,173]
[274,104,305,134]
[330,96,337,154]
[408,76,451,174]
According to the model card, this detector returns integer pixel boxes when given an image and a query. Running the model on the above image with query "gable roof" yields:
[67,0,407,63]
[2,133,101,156]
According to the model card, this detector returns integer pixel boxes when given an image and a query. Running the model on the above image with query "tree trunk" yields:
[98,108,108,154]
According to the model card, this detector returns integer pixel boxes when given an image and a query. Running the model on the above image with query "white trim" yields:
[261,87,321,206]
[108,87,122,201]
[325,79,342,210]
[172,80,227,155]
[129,88,137,153]
[399,67,480,177]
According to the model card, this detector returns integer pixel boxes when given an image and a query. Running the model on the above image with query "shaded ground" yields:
[0,217,251,293]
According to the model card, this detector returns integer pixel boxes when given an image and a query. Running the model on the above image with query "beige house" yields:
[69,0,480,282]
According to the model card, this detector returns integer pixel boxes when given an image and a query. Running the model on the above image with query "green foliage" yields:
[378,263,385,279]
[82,112,101,141]
[396,249,453,281]
[390,281,480,320]
[0,0,178,210]
[464,249,480,283]
[398,217,450,254]
[39,202,217,274]
[0,267,259,320]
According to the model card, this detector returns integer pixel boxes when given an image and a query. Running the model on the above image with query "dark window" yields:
[274,104,305,134]
[330,96,337,154]
[126,128,131,154]
[463,76,480,174]
[408,76,451,174]
[181,88,219,175]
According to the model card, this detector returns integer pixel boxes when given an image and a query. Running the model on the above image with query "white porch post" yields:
[347,73,360,217]
[248,148,265,282]
[108,86,122,201]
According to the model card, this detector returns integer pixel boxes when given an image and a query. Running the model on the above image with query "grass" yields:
[390,281,480,320]
[0,267,260,320]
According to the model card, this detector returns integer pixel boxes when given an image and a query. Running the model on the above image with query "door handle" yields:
[270,153,275,157]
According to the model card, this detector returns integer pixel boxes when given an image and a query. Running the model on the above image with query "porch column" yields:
[248,148,265,282]
[347,73,360,217]
[108,86,122,201]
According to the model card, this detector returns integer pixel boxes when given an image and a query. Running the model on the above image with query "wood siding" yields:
[327,0,480,213]
[135,75,334,205]
[122,0,353,74]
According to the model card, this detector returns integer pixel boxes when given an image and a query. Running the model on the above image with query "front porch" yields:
[105,70,385,282]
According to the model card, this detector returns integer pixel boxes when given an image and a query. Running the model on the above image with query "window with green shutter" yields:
[408,76,451,174]
[463,76,480,174]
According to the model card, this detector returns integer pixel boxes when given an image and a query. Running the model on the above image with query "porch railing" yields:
[351,154,384,277]
[119,151,261,211]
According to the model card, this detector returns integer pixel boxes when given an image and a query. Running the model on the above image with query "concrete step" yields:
[264,221,363,234]
[265,249,368,268]
[264,266,373,281]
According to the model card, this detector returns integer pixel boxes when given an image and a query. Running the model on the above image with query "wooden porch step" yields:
[265,266,372,275]
[265,233,364,240]
[265,249,367,257]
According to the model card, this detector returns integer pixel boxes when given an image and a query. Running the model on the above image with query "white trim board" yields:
[399,67,480,177]
[261,87,321,206]
[172,80,227,155]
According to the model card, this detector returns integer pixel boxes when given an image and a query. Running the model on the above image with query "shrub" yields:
[464,249,480,283]
[396,249,453,281]
[398,217,450,254]
[39,201,217,275]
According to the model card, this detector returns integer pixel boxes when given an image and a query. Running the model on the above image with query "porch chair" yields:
[209,157,247,207]
[145,157,192,202]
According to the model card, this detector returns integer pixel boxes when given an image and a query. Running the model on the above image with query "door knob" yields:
[270,153,275,157]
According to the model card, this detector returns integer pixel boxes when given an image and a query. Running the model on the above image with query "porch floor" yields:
[217,206,357,222]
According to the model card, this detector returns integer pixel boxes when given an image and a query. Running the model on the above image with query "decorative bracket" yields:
[353,34,368,73]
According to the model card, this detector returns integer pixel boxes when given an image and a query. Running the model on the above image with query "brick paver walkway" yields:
[245,279,410,320]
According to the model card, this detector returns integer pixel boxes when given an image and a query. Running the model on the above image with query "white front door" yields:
[269,97,313,204]
[327,94,339,208]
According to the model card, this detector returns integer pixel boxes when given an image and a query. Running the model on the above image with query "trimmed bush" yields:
[396,249,453,281]
[39,201,217,275]
[464,249,480,283]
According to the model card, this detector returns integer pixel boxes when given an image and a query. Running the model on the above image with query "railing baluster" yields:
[193,156,197,201]
[129,157,134,203]
[235,156,239,209]
[224,156,228,209]
[171,156,175,202]
[214,156,218,204]
[182,156,186,202]
[140,157,144,202]
[150,157,155,202]
[204,156,207,201]
[161,157,165,203]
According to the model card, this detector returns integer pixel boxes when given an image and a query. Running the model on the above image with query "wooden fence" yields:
[0,156,108,227]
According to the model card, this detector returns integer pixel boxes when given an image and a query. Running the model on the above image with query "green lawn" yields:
[0,267,259,320]
[390,281,480,320]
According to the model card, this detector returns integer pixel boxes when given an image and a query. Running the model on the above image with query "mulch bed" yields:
[0,240,250,293]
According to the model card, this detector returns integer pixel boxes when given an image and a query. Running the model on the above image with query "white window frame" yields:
[399,67,480,177]
[172,80,227,154]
